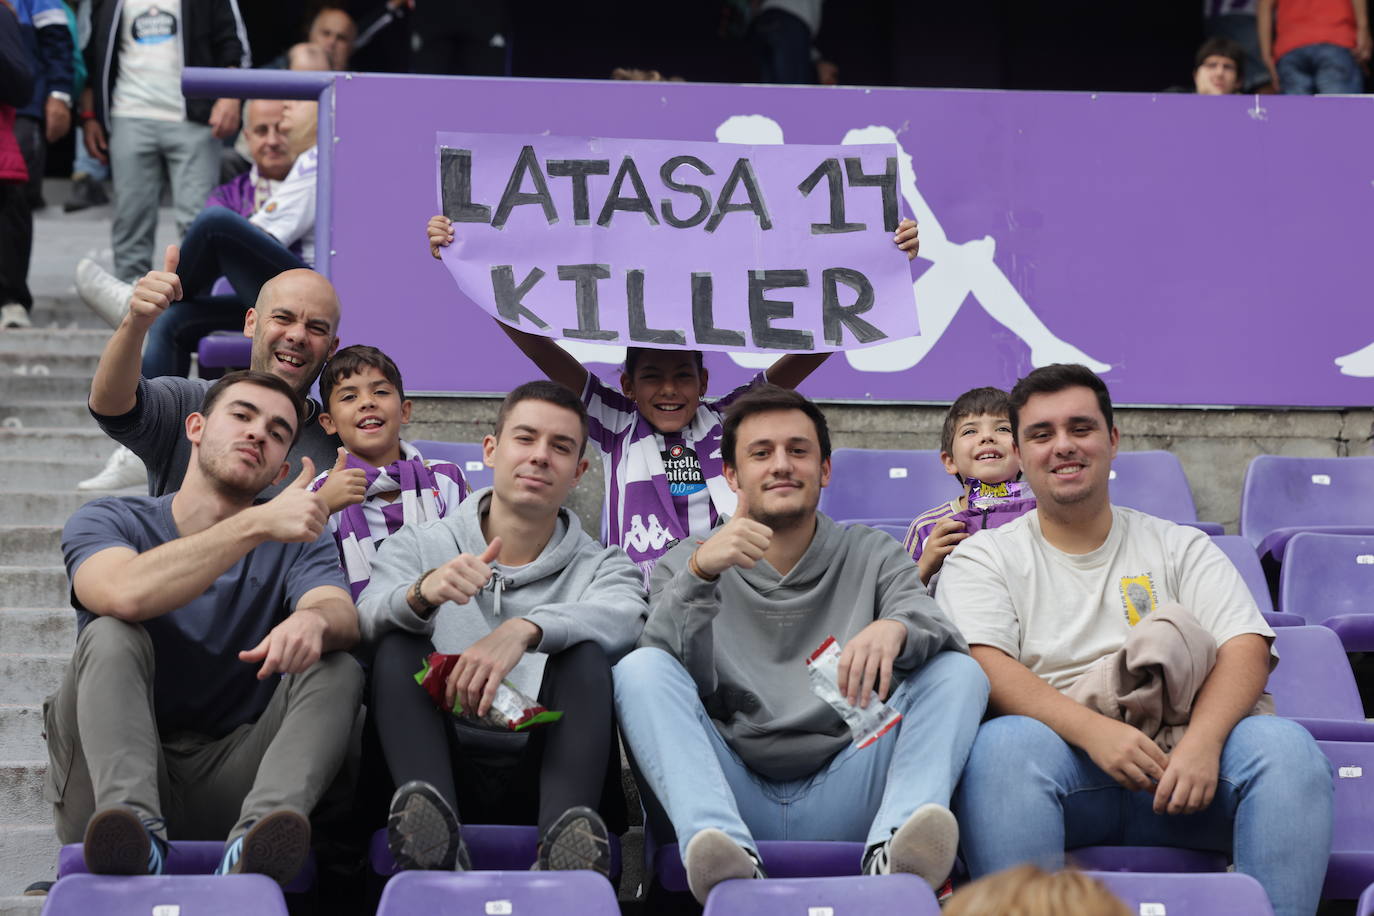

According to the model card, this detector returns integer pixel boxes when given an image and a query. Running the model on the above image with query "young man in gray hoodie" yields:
[613,385,989,904]
[356,380,647,879]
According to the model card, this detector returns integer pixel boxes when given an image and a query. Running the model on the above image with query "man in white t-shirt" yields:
[936,364,1332,916]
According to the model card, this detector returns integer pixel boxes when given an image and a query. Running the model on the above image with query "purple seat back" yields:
[1279,532,1374,622]
[197,332,253,369]
[1240,455,1374,558]
[871,524,908,542]
[376,869,619,915]
[59,841,316,893]
[1317,739,1374,899]
[1210,535,1274,616]
[44,873,289,915]
[1067,846,1227,873]
[817,449,952,525]
[1087,870,1274,915]
[410,439,494,493]
[210,276,235,298]
[1268,626,1366,721]
[1108,450,1200,523]
[701,874,939,915]
[1357,879,1374,916]
[651,839,865,893]
[368,825,621,878]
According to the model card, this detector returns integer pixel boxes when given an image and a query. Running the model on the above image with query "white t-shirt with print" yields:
[936,506,1275,692]
[111,0,185,121]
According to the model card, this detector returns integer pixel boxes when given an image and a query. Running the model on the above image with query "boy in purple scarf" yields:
[310,345,469,597]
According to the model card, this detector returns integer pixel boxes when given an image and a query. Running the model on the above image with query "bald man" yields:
[287,42,330,72]
[87,264,342,497]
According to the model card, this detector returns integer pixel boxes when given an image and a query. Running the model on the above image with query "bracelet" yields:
[688,549,717,582]
[409,568,439,613]
[79,110,96,121]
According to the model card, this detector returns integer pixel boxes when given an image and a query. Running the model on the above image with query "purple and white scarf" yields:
[310,441,469,598]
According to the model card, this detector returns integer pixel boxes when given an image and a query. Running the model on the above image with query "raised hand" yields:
[421,538,503,607]
[427,215,454,259]
[252,458,329,542]
[692,512,772,579]
[317,447,367,513]
[127,246,182,331]
[893,217,920,260]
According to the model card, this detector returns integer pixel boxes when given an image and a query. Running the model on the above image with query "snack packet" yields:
[414,652,563,732]
[806,636,902,749]
[949,478,1036,536]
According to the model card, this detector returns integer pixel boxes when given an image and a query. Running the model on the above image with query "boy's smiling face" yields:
[320,365,411,467]
[620,350,708,434]
[941,412,1018,485]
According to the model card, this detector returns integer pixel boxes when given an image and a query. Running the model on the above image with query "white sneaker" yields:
[75,259,134,329]
[77,445,147,491]
[0,303,31,329]
[683,828,761,905]
[862,803,959,890]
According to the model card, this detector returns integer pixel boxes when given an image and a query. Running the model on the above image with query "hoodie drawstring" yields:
[491,574,504,619]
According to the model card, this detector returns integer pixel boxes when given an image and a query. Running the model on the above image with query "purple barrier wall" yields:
[313,74,1371,406]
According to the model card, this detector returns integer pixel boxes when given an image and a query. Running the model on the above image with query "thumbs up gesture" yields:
[419,537,503,608]
[317,447,368,513]
[127,245,183,331]
[252,456,330,543]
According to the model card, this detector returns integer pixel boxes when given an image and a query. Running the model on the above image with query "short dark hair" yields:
[200,369,306,445]
[624,347,704,378]
[495,380,589,456]
[1195,36,1245,82]
[721,384,832,468]
[1008,364,1113,442]
[319,345,405,409]
[940,386,1012,456]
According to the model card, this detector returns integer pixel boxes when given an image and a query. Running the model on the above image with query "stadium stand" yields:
[701,873,939,915]
[1107,450,1222,535]
[1240,456,1374,564]
[374,869,621,916]
[1088,870,1275,916]
[817,448,950,525]
[1210,534,1279,619]
[1316,738,1374,899]
[1267,626,1374,741]
[409,439,494,493]
[42,874,289,915]
[1278,532,1374,650]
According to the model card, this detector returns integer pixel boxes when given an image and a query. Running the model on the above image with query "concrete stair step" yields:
[0,492,112,527]
[0,656,66,706]
[0,569,67,609]
[0,707,46,762]
[0,376,92,404]
[0,430,119,462]
[1,460,108,492]
[0,826,59,893]
[0,529,62,567]
[1,354,102,376]
[0,404,99,432]
[0,328,108,358]
[0,609,75,657]
[0,764,49,827]
[0,895,44,915]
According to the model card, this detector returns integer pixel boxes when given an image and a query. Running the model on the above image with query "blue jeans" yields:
[142,208,307,378]
[613,646,988,858]
[74,125,111,181]
[955,714,1333,916]
[1277,43,1365,94]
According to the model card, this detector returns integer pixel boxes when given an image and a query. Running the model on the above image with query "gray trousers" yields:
[43,615,363,846]
[108,115,220,283]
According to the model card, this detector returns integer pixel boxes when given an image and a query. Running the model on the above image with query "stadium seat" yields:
[1278,532,1374,651]
[1210,535,1275,618]
[870,523,909,543]
[43,873,288,915]
[1267,626,1374,741]
[1318,739,1374,899]
[58,841,316,893]
[1357,879,1374,916]
[411,439,494,492]
[1087,870,1274,915]
[375,869,619,916]
[644,822,865,896]
[197,331,252,370]
[1108,451,1223,535]
[701,874,939,915]
[1239,455,1374,563]
[818,449,952,525]
[1067,846,1227,873]
[368,824,621,878]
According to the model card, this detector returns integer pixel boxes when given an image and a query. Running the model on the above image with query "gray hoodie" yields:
[641,513,968,781]
[358,488,648,696]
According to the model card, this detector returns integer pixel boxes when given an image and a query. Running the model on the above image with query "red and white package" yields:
[806,636,903,749]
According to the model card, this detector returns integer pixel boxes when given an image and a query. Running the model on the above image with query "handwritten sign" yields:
[435,131,918,353]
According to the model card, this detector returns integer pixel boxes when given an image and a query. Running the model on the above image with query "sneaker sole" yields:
[83,807,151,875]
[539,807,611,877]
[387,783,463,871]
[236,809,311,885]
[888,803,959,889]
[684,828,756,905]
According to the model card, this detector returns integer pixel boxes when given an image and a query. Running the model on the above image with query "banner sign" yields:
[434,131,918,354]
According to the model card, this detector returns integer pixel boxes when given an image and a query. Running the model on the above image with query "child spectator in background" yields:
[904,386,1028,585]
[426,213,920,583]
[1192,36,1246,94]
[310,345,469,597]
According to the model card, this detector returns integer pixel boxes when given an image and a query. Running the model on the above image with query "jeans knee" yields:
[931,651,990,699]
[613,646,685,696]
[1238,716,1333,794]
[964,716,1063,787]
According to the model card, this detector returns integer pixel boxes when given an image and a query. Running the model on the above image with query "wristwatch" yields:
[49,90,72,108]
[410,568,439,613]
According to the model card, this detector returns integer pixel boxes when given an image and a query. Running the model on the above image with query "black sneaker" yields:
[536,806,612,878]
[83,806,166,875]
[22,880,53,896]
[64,175,109,212]
[216,808,312,886]
[387,781,470,871]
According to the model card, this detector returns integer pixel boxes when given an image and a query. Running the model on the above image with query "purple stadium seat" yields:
[1067,846,1228,873]
[369,825,621,878]
[1239,455,1374,563]
[411,439,494,493]
[59,840,316,893]
[43,873,289,915]
[1109,451,1223,535]
[1318,739,1374,899]
[1358,879,1374,916]
[197,331,252,370]
[1087,870,1274,915]
[1278,532,1374,650]
[210,276,235,298]
[871,524,908,542]
[644,822,865,895]
[817,448,953,525]
[1268,626,1374,741]
[701,874,939,915]
[375,869,619,916]
[1211,535,1274,616]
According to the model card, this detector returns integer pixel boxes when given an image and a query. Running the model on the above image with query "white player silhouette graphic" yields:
[1336,341,1374,377]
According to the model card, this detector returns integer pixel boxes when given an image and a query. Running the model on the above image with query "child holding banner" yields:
[428,214,919,583]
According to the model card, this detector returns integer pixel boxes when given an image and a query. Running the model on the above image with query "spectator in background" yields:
[64,0,110,213]
[748,0,823,84]
[1257,0,1370,93]
[221,42,325,183]
[81,0,249,284]
[410,0,506,76]
[1,0,36,330]
[1193,36,1245,93]
[306,3,353,69]
[287,39,328,70]
[1203,1,1272,92]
